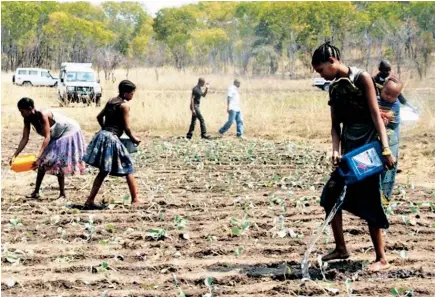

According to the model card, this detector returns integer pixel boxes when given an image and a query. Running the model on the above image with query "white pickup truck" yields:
[312,77,331,91]
[57,63,102,106]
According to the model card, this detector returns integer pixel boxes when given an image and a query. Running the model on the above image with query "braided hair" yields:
[311,42,341,66]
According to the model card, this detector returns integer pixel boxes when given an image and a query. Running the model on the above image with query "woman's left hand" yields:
[32,157,39,170]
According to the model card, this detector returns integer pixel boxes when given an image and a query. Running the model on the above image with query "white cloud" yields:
[141,0,200,16]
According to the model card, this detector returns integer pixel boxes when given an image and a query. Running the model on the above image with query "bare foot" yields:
[322,249,350,262]
[131,198,144,205]
[367,260,390,272]
[25,192,40,199]
[58,193,67,199]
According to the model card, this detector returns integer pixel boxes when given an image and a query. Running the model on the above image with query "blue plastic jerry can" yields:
[338,141,384,185]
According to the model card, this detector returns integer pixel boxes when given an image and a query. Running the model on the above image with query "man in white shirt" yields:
[218,79,243,137]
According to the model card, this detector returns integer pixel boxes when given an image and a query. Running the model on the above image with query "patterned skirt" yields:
[37,122,86,175]
[82,130,133,176]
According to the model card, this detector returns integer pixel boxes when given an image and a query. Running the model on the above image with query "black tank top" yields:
[102,97,125,137]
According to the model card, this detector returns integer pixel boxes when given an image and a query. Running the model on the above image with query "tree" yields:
[191,28,229,72]
[153,5,199,69]
[1,1,434,80]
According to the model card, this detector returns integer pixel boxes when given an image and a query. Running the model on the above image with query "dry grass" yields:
[1,67,434,186]
[1,69,330,138]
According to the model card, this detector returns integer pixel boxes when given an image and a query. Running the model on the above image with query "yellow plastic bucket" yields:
[10,154,37,172]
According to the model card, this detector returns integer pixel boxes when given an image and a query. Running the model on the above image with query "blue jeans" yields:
[219,110,243,136]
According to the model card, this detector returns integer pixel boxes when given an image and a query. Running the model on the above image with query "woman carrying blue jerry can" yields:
[312,42,396,272]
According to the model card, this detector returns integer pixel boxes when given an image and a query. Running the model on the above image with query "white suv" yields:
[13,68,58,87]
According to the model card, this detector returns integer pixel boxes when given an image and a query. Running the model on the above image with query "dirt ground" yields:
[2,130,435,297]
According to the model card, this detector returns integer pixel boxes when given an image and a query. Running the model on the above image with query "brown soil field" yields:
[2,134,435,297]
[2,70,435,296]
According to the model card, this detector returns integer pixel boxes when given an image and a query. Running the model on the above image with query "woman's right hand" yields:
[9,155,16,166]
[383,154,396,170]
[133,138,141,146]
[332,150,341,167]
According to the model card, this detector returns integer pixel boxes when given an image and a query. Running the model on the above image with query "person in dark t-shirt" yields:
[186,77,210,139]
[83,80,142,209]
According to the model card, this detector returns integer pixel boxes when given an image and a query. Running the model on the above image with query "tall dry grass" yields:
[2,67,434,138]
[1,67,434,185]
[1,68,332,139]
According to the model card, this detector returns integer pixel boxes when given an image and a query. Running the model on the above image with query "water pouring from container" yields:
[300,141,384,281]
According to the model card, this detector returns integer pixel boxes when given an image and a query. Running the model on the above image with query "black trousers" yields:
[187,104,207,138]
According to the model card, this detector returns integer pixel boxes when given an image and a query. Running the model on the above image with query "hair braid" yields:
[312,42,341,66]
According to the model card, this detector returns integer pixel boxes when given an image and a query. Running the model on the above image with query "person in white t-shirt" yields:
[219,79,243,137]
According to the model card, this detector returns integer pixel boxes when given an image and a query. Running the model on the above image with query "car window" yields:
[18,70,27,75]
[41,71,51,78]
[29,70,38,76]
[66,71,96,82]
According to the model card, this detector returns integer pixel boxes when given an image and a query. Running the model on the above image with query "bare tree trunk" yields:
[154,68,159,82]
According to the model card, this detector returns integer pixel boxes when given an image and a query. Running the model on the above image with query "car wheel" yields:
[323,84,330,92]
[23,81,32,87]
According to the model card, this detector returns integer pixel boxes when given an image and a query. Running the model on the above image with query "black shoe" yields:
[201,135,211,140]
[186,135,192,140]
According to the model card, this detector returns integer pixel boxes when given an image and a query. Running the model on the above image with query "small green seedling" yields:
[84,215,96,240]
[4,250,22,265]
[203,276,216,297]
[105,224,116,233]
[174,216,188,230]
[390,288,414,296]
[269,195,288,214]
[234,247,244,257]
[9,218,23,229]
[345,278,353,297]
[97,261,110,273]
[409,202,420,215]
[123,195,130,205]
[147,228,167,240]
[230,217,250,236]
[401,215,416,226]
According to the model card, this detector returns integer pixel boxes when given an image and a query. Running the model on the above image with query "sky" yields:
[71,0,200,16]
[141,0,200,15]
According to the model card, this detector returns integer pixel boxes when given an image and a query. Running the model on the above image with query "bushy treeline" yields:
[2,1,434,78]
